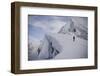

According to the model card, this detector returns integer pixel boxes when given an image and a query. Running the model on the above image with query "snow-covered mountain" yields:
[28,17,88,60]
[38,33,62,59]
[29,33,87,60]
[59,17,88,40]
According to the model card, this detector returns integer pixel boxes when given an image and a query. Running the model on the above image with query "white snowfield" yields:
[51,33,88,59]
[38,33,88,60]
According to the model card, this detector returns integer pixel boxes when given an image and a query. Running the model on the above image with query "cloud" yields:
[28,15,88,34]
[29,15,67,33]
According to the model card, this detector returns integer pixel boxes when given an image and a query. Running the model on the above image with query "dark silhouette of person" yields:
[37,48,41,55]
[73,28,76,42]
[73,36,75,42]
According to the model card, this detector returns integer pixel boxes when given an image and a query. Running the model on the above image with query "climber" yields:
[73,28,76,42]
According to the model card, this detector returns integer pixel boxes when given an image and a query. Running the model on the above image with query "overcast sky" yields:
[28,15,88,42]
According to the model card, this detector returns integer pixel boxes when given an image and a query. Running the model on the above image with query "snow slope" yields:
[38,33,88,60]
[52,33,88,59]
[28,32,88,60]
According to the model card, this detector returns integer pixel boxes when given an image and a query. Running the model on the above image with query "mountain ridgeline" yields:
[58,18,88,40]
